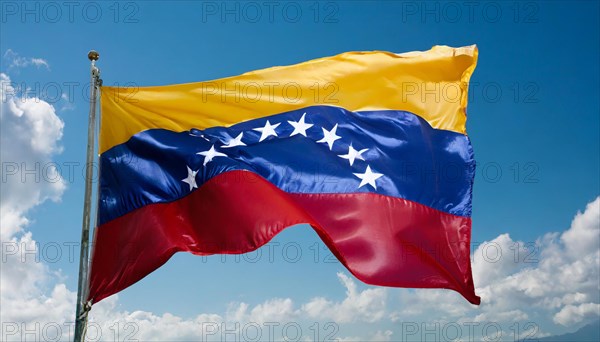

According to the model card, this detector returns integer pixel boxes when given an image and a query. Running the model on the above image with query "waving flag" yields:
[88,45,480,305]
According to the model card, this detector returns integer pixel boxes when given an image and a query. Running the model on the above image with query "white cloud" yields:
[553,303,600,326]
[0,73,65,240]
[337,330,393,341]
[0,72,72,341]
[0,70,65,256]
[472,233,529,289]
[84,275,388,341]
[471,197,600,326]
[59,93,76,112]
[3,49,50,70]
[561,198,600,259]
[226,297,299,324]
[302,272,387,323]
[370,329,393,341]
[85,296,224,341]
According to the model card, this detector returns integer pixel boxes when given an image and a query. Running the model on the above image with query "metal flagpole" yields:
[74,50,101,342]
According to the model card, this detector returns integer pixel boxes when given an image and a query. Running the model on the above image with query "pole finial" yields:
[88,50,99,61]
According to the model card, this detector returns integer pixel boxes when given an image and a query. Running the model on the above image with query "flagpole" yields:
[74,50,101,342]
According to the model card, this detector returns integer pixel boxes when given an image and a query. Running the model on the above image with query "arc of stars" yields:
[182,112,385,192]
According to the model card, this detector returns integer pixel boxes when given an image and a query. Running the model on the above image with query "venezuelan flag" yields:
[88,45,480,305]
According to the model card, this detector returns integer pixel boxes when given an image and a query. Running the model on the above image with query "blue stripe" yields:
[99,106,475,225]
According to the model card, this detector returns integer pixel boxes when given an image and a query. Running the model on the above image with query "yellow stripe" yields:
[100,45,477,153]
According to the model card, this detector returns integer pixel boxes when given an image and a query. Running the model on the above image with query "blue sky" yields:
[1,1,599,341]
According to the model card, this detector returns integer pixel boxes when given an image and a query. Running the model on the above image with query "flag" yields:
[88,45,481,305]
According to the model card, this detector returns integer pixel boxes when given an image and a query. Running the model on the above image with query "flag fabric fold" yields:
[88,45,481,305]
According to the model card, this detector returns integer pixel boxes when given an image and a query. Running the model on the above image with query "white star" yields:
[253,120,281,142]
[338,144,368,166]
[288,113,313,137]
[353,165,384,190]
[222,132,246,148]
[181,166,199,191]
[316,124,341,150]
[196,145,227,166]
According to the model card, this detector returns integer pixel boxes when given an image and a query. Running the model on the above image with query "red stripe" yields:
[88,170,480,305]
